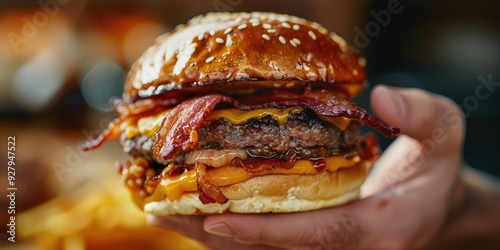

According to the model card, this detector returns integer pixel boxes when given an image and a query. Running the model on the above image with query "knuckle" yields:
[296,214,365,250]
[416,91,439,128]
[233,228,267,244]
[441,96,465,128]
[295,226,330,250]
[436,95,466,144]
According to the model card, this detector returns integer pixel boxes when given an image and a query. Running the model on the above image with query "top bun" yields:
[125,12,366,102]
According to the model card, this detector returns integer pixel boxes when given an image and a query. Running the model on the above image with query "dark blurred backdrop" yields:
[0,0,499,224]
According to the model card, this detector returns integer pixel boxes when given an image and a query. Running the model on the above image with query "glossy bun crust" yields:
[125,12,366,102]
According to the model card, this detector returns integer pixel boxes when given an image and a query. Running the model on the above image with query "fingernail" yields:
[205,223,236,238]
[386,87,406,116]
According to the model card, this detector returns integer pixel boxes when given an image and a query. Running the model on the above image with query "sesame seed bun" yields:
[125,12,366,102]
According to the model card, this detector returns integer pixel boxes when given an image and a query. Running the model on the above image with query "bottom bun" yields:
[145,160,370,215]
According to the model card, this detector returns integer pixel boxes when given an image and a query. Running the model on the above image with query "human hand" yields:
[147,85,467,249]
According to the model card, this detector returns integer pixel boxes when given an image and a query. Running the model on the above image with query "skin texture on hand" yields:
[147,85,498,249]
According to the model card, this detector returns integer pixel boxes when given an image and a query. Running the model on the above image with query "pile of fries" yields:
[16,179,206,250]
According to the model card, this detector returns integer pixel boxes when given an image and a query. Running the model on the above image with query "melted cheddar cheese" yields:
[160,155,360,201]
[125,107,351,139]
[205,107,302,125]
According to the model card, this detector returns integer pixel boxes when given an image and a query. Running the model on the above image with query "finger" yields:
[147,215,280,250]
[362,86,465,195]
[361,135,422,197]
[204,208,367,249]
[203,189,439,250]
[370,85,464,155]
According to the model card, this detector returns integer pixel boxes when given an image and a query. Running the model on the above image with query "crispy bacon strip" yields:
[152,95,236,160]
[81,117,123,151]
[153,94,399,160]
[114,98,180,117]
[81,98,180,152]
[195,162,228,204]
[245,96,401,137]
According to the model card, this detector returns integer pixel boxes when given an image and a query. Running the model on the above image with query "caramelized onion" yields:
[185,149,247,167]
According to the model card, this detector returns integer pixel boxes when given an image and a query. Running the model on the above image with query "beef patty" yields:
[120,110,361,163]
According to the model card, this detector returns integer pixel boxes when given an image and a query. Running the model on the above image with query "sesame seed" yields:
[209,30,215,36]
[263,23,272,29]
[205,56,215,63]
[279,36,286,44]
[330,32,348,52]
[290,40,297,47]
[237,23,248,30]
[267,28,277,33]
[353,69,359,76]
[292,38,301,45]
[293,24,300,30]
[306,53,313,61]
[235,17,243,22]
[308,31,317,40]
[250,18,259,23]
[282,22,291,28]
[251,21,260,27]
[197,33,204,41]
[318,27,328,35]
[262,34,270,41]
[224,28,233,34]
[215,37,224,44]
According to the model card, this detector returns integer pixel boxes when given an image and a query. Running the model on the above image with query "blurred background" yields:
[0,0,499,249]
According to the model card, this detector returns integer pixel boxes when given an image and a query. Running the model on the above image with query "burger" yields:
[82,12,399,215]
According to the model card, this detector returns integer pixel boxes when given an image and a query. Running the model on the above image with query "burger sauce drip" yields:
[311,159,327,172]
[361,133,380,160]
[230,150,297,175]
[168,163,193,176]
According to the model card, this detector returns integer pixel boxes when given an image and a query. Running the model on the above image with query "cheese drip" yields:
[160,155,360,201]
[125,107,351,139]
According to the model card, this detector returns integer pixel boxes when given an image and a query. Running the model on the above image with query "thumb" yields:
[362,85,465,196]
[370,85,464,154]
